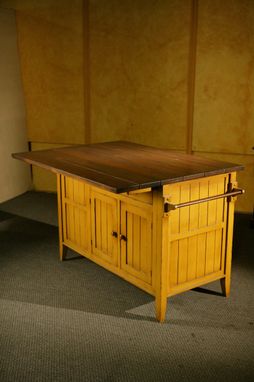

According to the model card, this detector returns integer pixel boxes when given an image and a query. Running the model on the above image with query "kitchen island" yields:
[13,141,244,322]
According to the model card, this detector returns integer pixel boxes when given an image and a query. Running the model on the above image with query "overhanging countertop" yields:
[13,141,244,193]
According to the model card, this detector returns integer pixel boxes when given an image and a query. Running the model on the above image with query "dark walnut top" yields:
[13,141,244,193]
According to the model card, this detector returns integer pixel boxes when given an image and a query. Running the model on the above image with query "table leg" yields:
[57,173,67,261]
[155,294,168,323]
[220,277,230,297]
[155,214,169,322]
[221,172,236,297]
[59,243,68,261]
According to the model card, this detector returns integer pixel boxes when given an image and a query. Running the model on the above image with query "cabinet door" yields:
[62,176,90,253]
[91,190,118,266]
[120,202,152,284]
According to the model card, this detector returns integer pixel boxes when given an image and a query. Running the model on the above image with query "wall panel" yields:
[15,0,85,144]
[193,0,254,155]
[90,0,192,150]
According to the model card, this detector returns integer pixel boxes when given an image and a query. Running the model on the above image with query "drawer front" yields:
[164,174,229,293]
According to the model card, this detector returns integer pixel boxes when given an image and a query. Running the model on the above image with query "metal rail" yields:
[164,188,245,212]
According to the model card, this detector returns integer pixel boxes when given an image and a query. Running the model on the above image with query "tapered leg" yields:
[155,294,168,323]
[59,244,68,261]
[155,211,169,322]
[220,277,230,297]
[57,174,67,261]
[221,172,237,297]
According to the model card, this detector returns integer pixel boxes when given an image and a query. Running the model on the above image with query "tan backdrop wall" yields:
[1,0,253,212]
[193,0,254,212]
[193,0,254,155]
[2,0,85,192]
[15,0,85,145]
[90,0,191,149]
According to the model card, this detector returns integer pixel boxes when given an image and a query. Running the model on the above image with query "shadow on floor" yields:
[0,209,253,324]
[0,213,155,321]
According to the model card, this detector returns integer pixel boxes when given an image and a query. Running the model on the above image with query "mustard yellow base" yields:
[57,173,236,322]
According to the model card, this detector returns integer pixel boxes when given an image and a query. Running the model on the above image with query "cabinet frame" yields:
[57,172,237,322]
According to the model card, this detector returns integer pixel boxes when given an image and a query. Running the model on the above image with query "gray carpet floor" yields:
[0,192,253,382]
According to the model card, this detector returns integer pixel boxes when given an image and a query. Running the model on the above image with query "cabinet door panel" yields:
[91,191,118,266]
[62,176,90,253]
[120,203,152,284]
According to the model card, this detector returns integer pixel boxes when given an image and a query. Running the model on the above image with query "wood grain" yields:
[13,141,244,193]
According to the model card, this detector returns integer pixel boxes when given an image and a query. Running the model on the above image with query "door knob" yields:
[120,234,127,242]
[111,231,118,238]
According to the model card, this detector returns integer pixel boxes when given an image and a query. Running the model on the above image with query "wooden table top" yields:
[13,141,244,193]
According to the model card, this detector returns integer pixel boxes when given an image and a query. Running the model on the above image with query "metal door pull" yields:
[120,234,127,242]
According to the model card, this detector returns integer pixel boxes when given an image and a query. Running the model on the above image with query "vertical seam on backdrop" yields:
[186,0,199,154]
[83,0,91,144]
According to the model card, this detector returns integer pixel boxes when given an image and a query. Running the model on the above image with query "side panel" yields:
[61,176,91,254]
[164,174,229,295]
